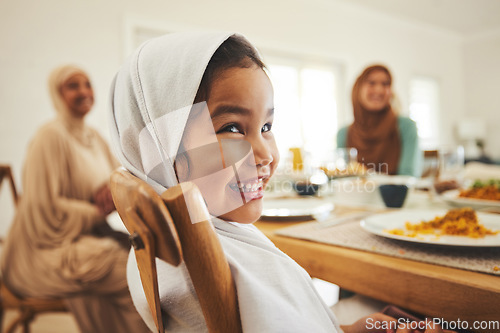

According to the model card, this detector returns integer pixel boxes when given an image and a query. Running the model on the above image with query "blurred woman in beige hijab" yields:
[0,65,149,333]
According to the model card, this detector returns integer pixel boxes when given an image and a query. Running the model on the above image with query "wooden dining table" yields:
[254,196,500,332]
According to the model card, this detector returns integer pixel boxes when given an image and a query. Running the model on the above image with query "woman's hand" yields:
[94,184,115,216]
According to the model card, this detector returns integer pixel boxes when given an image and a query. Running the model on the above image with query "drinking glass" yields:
[434,145,465,194]
[320,148,358,176]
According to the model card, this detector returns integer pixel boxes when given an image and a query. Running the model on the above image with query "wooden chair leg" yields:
[5,314,23,333]
[23,319,30,333]
[0,303,4,333]
[22,308,34,333]
[5,308,35,333]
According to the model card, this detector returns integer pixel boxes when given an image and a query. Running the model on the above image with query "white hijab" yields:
[109,31,237,193]
[109,31,339,332]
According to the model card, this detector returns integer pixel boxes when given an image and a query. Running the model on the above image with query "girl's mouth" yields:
[228,178,265,201]
[229,178,263,193]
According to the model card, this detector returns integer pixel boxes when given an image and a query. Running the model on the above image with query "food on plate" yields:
[386,208,499,239]
[320,162,367,179]
[458,179,500,201]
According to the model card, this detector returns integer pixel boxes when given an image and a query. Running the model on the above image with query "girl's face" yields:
[359,70,392,112]
[178,65,279,223]
[60,73,94,118]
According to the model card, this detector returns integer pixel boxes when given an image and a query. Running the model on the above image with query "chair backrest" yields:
[110,169,241,333]
[0,164,19,206]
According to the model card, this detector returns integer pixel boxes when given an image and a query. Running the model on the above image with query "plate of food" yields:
[360,208,500,246]
[261,197,334,221]
[440,179,500,209]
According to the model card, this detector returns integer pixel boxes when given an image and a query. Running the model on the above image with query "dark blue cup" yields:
[378,184,409,208]
[293,182,320,196]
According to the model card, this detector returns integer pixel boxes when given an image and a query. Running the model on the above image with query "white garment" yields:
[127,218,339,332]
[109,31,236,192]
[110,31,340,332]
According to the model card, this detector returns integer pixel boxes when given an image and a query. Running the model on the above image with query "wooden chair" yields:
[0,164,68,333]
[0,166,18,208]
[110,169,241,333]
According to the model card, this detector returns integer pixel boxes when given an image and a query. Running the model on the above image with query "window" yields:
[265,56,342,166]
[409,77,441,149]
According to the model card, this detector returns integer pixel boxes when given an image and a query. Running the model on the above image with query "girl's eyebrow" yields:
[211,104,274,119]
[211,105,250,119]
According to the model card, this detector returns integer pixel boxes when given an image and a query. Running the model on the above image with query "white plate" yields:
[261,198,334,221]
[441,189,500,209]
[360,209,500,247]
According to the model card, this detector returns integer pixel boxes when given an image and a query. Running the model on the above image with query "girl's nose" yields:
[250,137,273,167]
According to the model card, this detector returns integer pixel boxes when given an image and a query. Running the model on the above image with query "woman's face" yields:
[358,70,392,112]
[179,65,279,224]
[60,73,94,118]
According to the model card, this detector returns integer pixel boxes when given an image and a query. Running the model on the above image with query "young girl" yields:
[109,32,441,333]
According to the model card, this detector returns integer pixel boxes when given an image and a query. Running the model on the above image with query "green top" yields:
[336,117,422,177]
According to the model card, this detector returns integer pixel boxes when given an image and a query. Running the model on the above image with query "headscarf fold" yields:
[347,65,401,175]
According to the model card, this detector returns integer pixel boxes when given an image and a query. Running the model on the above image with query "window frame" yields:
[259,48,346,161]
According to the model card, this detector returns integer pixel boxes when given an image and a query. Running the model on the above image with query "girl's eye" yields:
[262,123,272,132]
[219,124,240,134]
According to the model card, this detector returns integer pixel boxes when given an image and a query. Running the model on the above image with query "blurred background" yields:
[1,0,500,237]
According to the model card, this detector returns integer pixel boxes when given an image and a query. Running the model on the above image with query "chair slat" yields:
[162,183,242,333]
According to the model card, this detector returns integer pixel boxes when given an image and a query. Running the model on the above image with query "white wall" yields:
[464,32,500,159]
[0,0,468,236]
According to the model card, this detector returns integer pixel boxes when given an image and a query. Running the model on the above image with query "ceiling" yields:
[337,0,500,36]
